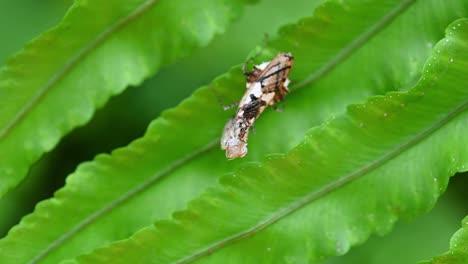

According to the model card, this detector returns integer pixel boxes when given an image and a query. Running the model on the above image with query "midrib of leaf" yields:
[26,0,421,262]
[0,0,159,141]
[174,102,468,264]
[30,139,219,264]
[292,0,416,90]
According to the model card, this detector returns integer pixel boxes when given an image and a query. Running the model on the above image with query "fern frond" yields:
[0,0,254,197]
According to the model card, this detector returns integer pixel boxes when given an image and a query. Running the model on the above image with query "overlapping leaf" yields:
[422,215,468,264]
[71,18,468,263]
[0,0,254,197]
[1,0,467,263]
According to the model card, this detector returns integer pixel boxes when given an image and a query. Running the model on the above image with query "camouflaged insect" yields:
[221,52,294,159]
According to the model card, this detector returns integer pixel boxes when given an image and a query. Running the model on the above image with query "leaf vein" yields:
[292,0,416,90]
[0,0,159,142]
[175,101,468,264]
[29,139,219,264]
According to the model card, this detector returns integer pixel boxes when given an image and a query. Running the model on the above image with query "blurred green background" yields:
[0,1,466,263]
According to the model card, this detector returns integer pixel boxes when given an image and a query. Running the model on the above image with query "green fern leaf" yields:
[70,18,468,263]
[422,215,468,264]
[0,0,254,197]
[0,0,467,263]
